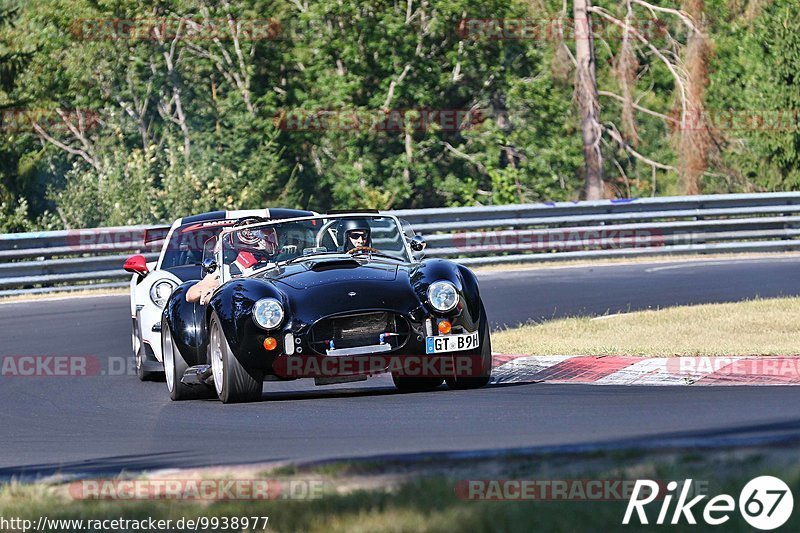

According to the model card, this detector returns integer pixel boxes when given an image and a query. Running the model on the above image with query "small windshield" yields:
[159,221,234,269]
[216,215,410,282]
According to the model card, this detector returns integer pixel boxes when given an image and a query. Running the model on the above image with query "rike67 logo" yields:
[624,476,793,530]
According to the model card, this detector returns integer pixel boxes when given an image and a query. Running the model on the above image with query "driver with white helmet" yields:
[186,217,277,304]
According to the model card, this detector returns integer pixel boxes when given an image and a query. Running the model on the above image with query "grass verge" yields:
[2,447,799,531]
[492,297,800,356]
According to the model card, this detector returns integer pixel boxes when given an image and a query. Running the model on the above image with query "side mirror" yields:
[123,254,149,277]
[410,235,426,260]
[202,258,218,275]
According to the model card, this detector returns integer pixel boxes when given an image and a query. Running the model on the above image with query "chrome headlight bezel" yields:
[149,279,177,308]
[252,298,284,330]
[427,280,459,313]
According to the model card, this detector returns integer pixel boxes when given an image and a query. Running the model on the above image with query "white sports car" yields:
[123,208,313,380]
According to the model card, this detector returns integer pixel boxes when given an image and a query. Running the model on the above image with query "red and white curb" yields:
[490,355,800,386]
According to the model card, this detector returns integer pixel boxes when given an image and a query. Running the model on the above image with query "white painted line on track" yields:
[491,355,573,384]
[591,313,625,321]
[644,257,800,273]
[0,292,127,306]
[475,254,800,277]
[593,358,685,386]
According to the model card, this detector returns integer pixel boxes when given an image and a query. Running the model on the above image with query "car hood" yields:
[257,259,423,320]
[269,259,398,290]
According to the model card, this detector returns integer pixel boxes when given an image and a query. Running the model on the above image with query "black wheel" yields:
[209,314,263,403]
[392,375,444,392]
[132,318,146,381]
[133,318,162,382]
[446,307,492,390]
[135,346,156,381]
[163,317,212,401]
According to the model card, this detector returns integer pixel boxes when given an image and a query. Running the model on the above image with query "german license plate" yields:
[425,331,479,354]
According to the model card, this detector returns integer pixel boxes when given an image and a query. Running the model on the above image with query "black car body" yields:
[123,207,314,381]
[162,213,491,403]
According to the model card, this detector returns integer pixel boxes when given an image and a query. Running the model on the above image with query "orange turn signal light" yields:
[263,337,278,351]
[438,320,452,335]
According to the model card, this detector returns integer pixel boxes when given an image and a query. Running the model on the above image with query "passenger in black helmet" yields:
[338,219,372,252]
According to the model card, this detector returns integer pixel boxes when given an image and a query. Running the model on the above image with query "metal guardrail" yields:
[2,192,800,296]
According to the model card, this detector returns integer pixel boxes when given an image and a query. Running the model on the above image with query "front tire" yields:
[446,307,492,390]
[163,317,212,401]
[209,314,263,403]
[133,318,159,382]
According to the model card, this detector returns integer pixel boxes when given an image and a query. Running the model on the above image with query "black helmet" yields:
[337,218,372,251]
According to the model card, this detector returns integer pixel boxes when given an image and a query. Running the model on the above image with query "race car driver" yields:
[186,217,277,305]
[339,219,372,252]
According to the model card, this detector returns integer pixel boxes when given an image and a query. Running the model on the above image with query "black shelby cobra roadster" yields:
[162,213,492,403]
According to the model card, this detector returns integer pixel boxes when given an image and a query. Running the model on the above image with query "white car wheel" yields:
[209,315,263,403]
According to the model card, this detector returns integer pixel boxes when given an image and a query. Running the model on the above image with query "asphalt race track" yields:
[2,257,800,480]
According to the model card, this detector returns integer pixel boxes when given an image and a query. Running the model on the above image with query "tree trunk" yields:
[573,0,604,200]
[678,0,709,195]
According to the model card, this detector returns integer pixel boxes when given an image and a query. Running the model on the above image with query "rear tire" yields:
[163,317,212,401]
[132,318,159,382]
[135,342,162,383]
[209,315,263,403]
[446,307,492,390]
[392,375,444,392]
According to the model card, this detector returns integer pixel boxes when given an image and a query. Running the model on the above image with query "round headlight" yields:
[150,279,177,308]
[253,298,284,330]
[427,281,459,312]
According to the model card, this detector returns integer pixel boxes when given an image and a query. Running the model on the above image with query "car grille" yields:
[309,311,410,354]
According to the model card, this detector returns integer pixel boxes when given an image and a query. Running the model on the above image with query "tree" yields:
[573,0,604,200]
[562,0,712,197]
[705,0,800,191]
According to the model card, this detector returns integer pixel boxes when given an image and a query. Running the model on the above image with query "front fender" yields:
[414,259,484,329]
[206,278,286,356]
[163,282,204,366]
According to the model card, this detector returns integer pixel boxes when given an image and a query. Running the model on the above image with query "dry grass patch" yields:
[492,297,800,357]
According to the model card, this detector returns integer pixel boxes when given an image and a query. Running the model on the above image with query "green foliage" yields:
[0,198,34,232]
[1,0,799,231]
[705,0,800,191]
